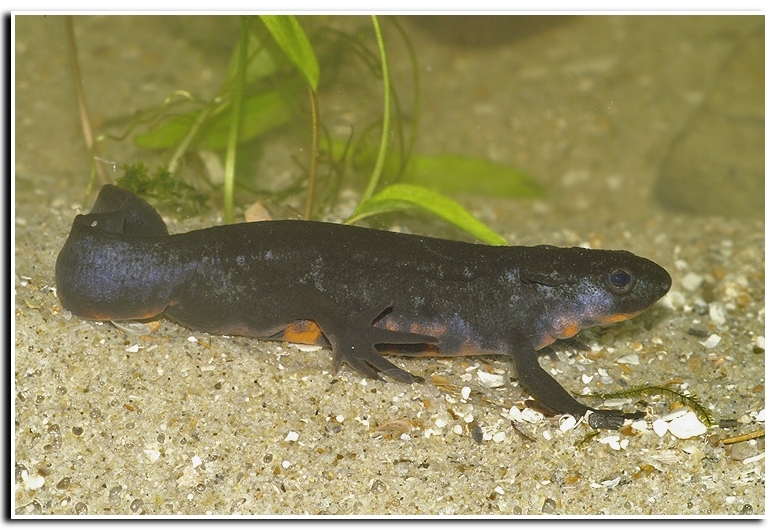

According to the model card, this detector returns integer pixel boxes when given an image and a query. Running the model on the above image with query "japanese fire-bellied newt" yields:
[55,185,672,430]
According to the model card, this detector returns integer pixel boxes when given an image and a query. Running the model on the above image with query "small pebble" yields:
[542,498,557,514]
[681,272,704,291]
[284,431,299,442]
[708,303,727,326]
[471,425,483,443]
[508,406,524,423]
[729,441,754,461]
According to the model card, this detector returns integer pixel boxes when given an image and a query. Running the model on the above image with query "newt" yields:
[55,185,672,430]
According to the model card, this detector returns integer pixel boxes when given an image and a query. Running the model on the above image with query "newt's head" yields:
[524,246,672,341]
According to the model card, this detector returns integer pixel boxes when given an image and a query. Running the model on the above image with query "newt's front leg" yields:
[510,337,643,430]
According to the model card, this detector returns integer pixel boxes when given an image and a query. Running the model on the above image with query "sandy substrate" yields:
[13,15,764,516]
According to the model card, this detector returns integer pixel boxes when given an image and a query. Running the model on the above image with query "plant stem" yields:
[304,85,320,220]
[65,16,110,187]
[361,15,392,204]
[167,105,212,176]
[223,16,250,224]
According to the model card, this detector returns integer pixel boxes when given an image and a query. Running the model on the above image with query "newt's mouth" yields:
[596,310,644,325]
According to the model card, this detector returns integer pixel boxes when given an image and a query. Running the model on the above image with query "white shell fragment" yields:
[521,407,545,424]
[292,343,322,352]
[477,370,505,388]
[699,334,722,349]
[667,411,708,439]
[21,469,45,490]
[559,415,578,432]
[650,450,681,466]
[652,419,669,437]
[598,435,622,451]
[661,408,689,422]
[602,397,633,408]
[112,320,152,335]
[616,353,640,365]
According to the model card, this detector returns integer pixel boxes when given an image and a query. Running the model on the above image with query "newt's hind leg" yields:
[322,300,438,384]
[241,289,437,384]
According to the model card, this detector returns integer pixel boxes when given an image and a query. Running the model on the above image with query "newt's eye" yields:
[606,269,635,294]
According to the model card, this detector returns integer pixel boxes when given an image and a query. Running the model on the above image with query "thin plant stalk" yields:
[304,85,320,220]
[167,105,212,176]
[223,16,250,224]
[65,16,110,189]
[361,15,392,203]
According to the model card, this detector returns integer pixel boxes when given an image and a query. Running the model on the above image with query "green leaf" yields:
[326,137,545,200]
[134,113,197,150]
[405,154,545,199]
[259,15,320,90]
[204,89,293,150]
[348,184,508,246]
[134,89,293,151]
